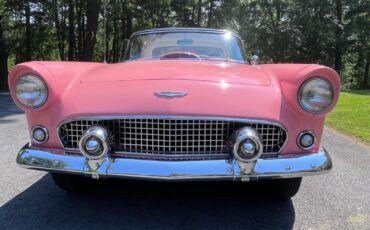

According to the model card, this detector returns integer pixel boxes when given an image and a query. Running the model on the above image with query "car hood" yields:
[80,60,271,86]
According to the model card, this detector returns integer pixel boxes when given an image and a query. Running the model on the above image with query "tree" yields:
[0,3,9,91]
[81,0,100,61]
[68,0,76,60]
[25,0,32,60]
[333,0,343,74]
[197,0,202,26]
[207,0,215,27]
[76,0,85,59]
[1,0,370,90]
[345,0,370,88]
[51,0,67,60]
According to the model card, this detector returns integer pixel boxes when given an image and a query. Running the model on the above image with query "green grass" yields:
[326,90,370,144]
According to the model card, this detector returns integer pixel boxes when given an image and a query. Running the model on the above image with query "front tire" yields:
[263,177,302,199]
[51,173,92,192]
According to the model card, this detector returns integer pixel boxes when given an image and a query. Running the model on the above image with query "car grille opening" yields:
[58,117,287,160]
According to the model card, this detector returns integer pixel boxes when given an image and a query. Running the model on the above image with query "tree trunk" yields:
[207,0,214,27]
[76,1,84,60]
[190,4,196,26]
[53,1,65,60]
[61,5,67,60]
[35,16,43,60]
[364,54,370,88]
[334,0,343,74]
[68,0,76,61]
[0,20,8,91]
[25,0,32,61]
[354,51,364,87]
[81,0,100,61]
[197,0,202,26]
[112,18,118,62]
[262,0,279,62]
[119,9,130,60]
[0,52,8,91]
[126,16,132,39]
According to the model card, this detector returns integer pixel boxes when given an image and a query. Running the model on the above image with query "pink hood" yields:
[80,60,271,86]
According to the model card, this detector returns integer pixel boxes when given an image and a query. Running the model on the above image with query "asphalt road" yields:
[1,93,370,230]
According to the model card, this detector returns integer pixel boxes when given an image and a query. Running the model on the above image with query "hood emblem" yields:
[154,91,188,98]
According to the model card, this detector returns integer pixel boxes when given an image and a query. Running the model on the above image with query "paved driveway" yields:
[1,93,369,230]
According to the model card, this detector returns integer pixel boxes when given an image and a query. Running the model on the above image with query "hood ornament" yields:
[154,91,188,98]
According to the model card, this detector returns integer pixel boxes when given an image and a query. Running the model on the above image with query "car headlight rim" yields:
[15,74,48,109]
[298,77,335,114]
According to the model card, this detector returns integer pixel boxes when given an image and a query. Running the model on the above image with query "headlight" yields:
[298,77,334,113]
[15,75,48,108]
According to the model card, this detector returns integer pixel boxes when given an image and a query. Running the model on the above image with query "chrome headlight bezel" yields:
[298,77,335,113]
[15,74,48,108]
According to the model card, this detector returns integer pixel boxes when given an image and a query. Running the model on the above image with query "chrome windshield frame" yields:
[123,28,247,63]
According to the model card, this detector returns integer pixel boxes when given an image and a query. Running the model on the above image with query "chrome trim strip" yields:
[112,152,231,160]
[56,115,289,155]
[126,28,247,64]
[154,91,188,98]
[130,27,242,40]
[17,144,332,181]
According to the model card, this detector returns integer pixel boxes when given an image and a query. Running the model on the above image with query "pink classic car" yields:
[9,28,340,198]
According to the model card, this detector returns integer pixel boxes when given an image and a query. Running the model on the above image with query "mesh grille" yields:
[58,118,287,159]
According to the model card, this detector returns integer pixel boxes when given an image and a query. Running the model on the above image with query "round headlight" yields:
[15,75,48,108]
[298,77,334,113]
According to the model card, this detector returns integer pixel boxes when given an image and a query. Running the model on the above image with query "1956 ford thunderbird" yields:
[9,28,340,198]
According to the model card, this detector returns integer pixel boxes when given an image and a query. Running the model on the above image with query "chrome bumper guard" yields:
[16,144,332,181]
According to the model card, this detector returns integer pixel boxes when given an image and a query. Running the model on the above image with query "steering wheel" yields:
[160,52,201,60]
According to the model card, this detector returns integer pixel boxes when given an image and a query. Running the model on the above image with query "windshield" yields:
[124,32,246,62]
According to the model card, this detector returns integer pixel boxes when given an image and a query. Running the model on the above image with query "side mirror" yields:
[250,55,259,65]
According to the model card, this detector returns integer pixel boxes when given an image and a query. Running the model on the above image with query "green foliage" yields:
[0,0,370,90]
[326,90,370,144]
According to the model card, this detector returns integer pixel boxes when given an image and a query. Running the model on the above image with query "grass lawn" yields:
[326,90,370,144]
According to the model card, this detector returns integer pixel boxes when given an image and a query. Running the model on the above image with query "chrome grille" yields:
[58,117,287,160]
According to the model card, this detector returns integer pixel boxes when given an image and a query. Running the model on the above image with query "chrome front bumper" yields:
[16,144,332,181]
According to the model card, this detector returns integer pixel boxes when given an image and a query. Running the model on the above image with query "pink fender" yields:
[8,60,340,156]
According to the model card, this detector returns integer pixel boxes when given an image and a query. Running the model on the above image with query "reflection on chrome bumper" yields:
[16,144,332,181]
